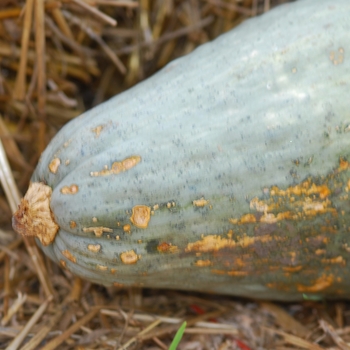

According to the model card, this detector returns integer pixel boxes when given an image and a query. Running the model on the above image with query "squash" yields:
[12,0,350,301]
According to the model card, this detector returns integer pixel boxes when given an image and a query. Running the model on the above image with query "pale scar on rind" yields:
[120,250,139,264]
[83,226,113,237]
[60,184,79,194]
[130,205,151,229]
[49,158,60,174]
[192,197,210,207]
[61,250,77,263]
[90,155,141,177]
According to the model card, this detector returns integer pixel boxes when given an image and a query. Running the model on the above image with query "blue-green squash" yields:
[13,0,350,300]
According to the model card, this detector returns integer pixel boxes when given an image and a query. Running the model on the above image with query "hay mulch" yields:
[1,0,350,349]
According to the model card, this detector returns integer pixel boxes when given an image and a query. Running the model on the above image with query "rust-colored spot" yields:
[49,158,60,174]
[157,242,178,253]
[266,283,291,292]
[88,244,101,253]
[195,259,212,267]
[83,226,113,237]
[227,270,249,276]
[60,184,79,195]
[322,256,345,265]
[62,250,76,263]
[60,260,66,268]
[110,268,117,274]
[211,269,227,275]
[297,274,333,292]
[339,158,349,171]
[12,182,59,246]
[315,249,326,255]
[250,197,269,212]
[70,221,77,229]
[260,213,278,224]
[120,250,139,264]
[96,264,108,271]
[123,224,131,233]
[282,266,303,273]
[185,234,275,253]
[92,125,103,137]
[130,205,151,229]
[239,213,256,224]
[193,197,210,207]
[90,155,141,176]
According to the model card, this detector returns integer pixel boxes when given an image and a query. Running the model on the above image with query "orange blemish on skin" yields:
[60,184,79,195]
[211,269,248,276]
[96,264,108,271]
[239,213,256,224]
[120,250,139,264]
[185,234,276,253]
[130,205,151,229]
[49,158,60,174]
[250,197,269,212]
[70,221,77,229]
[83,226,113,237]
[61,250,76,263]
[297,274,333,292]
[227,270,249,276]
[157,242,178,253]
[195,259,212,267]
[90,155,141,176]
[123,224,131,233]
[339,158,349,171]
[87,244,101,253]
[60,260,66,268]
[321,256,345,265]
[193,197,210,207]
[92,125,103,137]
[270,181,331,198]
[282,266,303,273]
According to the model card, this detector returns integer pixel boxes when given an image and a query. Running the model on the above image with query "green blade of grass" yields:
[169,321,187,350]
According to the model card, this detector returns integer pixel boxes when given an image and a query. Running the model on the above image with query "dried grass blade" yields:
[0,238,22,263]
[35,0,47,154]
[19,305,64,350]
[13,0,35,100]
[319,319,350,350]
[118,319,162,350]
[72,0,117,26]
[263,327,324,350]
[0,116,32,171]
[40,307,101,350]
[50,8,74,40]
[0,134,21,212]
[261,302,309,338]
[93,0,139,8]
[5,297,52,350]
[1,293,27,326]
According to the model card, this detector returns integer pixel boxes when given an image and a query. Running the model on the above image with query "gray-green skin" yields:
[30,0,350,300]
